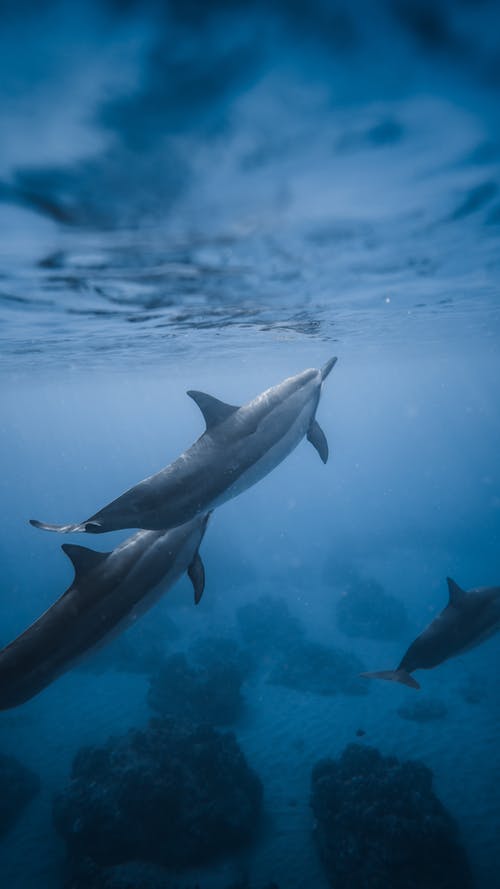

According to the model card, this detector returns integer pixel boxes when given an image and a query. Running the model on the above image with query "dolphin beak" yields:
[321,356,337,381]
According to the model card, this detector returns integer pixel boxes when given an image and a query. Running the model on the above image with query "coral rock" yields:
[54,718,262,869]
[311,743,473,889]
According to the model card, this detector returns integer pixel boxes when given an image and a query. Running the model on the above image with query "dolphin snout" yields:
[321,356,337,381]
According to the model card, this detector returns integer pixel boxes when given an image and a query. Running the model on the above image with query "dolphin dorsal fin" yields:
[446,577,466,606]
[187,390,239,430]
[62,543,110,580]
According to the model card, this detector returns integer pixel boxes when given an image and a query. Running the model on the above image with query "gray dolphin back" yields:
[28,358,338,535]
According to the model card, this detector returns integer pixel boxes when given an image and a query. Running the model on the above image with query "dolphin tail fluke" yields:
[29,518,102,534]
[360,669,420,690]
[320,356,337,381]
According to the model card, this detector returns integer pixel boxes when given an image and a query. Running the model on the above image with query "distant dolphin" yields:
[362,577,500,690]
[30,357,337,535]
[0,514,209,710]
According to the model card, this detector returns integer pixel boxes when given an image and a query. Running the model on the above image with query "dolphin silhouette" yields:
[30,357,337,534]
[362,577,500,690]
[0,514,209,710]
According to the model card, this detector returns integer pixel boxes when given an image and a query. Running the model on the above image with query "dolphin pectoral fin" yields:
[307,419,329,463]
[62,543,110,581]
[446,577,466,607]
[320,356,337,380]
[187,390,239,431]
[361,670,420,690]
[188,552,205,605]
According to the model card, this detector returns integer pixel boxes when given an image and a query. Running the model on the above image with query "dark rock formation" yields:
[459,673,485,705]
[62,856,279,889]
[311,743,474,889]
[62,858,136,889]
[147,636,252,725]
[397,697,448,723]
[268,639,367,697]
[335,573,409,641]
[54,718,262,870]
[236,594,367,696]
[0,752,40,839]
[189,634,255,678]
[236,595,305,656]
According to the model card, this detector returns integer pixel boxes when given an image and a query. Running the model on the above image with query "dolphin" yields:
[0,514,209,710]
[30,357,337,535]
[362,577,500,690]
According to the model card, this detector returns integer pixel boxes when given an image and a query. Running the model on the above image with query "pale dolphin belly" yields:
[210,403,314,509]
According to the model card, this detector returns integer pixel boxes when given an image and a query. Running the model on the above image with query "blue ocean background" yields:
[1,1,500,887]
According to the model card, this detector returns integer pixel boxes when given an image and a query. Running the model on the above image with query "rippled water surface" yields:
[1,1,500,371]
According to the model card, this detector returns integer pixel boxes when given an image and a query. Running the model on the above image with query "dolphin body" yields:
[0,515,208,710]
[30,358,337,535]
[362,577,500,690]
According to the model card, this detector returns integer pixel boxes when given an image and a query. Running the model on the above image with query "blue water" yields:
[1,2,500,887]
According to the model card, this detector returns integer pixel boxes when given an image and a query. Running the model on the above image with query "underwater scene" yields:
[1,1,500,887]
